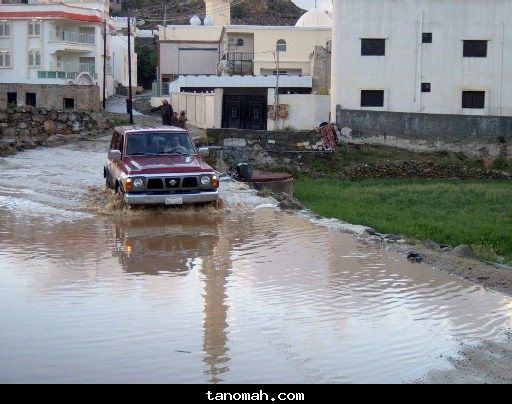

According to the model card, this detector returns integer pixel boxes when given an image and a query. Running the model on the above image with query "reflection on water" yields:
[0,144,512,383]
[1,203,512,383]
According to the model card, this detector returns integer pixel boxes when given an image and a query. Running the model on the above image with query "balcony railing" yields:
[50,61,96,75]
[50,30,96,45]
[221,52,254,75]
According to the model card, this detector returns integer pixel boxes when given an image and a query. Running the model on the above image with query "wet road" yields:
[0,139,511,383]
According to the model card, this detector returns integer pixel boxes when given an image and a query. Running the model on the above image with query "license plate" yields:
[165,196,183,205]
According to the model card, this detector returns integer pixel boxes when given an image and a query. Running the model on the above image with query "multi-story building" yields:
[0,0,115,110]
[332,0,512,117]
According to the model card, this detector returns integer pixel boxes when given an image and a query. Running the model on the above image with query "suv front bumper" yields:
[124,190,219,205]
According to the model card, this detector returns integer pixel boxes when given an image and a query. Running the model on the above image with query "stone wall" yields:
[0,106,111,155]
[336,107,512,160]
[0,83,100,111]
[205,128,332,170]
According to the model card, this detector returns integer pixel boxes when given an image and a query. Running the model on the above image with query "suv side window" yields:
[111,133,123,153]
[110,133,118,150]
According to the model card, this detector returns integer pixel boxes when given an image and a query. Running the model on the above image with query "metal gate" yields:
[222,95,267,130]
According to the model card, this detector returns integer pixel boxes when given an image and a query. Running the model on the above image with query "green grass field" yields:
[294,178,512,264]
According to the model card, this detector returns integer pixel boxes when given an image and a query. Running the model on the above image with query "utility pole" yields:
[163,0,168,27]
[127,8,134,125]
[103,18,107,110]
[274,49,280,130]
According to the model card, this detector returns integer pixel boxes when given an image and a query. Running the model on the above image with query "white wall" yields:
[111,35,137,88]
[332,0,512,117]
[168,91,216,129]
[268,89,331,130]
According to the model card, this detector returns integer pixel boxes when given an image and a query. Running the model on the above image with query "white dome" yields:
[190,15,201,26]
[204,15,214,26]
[295,8,332,27]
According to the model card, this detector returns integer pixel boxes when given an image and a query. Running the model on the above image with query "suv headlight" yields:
[200,175,211,185]
[133,178,144,188]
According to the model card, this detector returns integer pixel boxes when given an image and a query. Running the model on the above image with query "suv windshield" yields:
[125,132,194,156]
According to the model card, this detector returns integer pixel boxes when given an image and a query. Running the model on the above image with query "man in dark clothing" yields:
[151,99,174,126]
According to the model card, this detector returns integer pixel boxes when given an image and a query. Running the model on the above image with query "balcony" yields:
[222,52,254,76]
[49,61,98,80]
[50,30,95,46]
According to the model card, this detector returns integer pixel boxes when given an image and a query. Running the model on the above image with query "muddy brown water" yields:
[0,140,511,383]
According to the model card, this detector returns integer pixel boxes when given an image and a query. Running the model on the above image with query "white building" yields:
[332,0,512,117]
[110,17,138,93]
[0,0,115,108]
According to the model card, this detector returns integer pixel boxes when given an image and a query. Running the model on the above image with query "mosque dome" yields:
[295,8,333,27]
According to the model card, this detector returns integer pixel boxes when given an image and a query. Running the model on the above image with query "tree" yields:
[135,43,158,90]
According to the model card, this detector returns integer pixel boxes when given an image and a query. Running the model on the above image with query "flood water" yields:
[0,139,511,383]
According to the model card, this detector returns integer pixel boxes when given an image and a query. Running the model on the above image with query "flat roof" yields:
[115,126,188,135]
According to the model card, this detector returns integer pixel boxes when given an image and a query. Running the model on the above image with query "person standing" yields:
[178,110,188,129]
[151,99,174,126]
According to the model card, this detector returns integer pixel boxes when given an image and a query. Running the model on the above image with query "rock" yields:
[32,114,46,122]
[45,134,66,145]
[274,192,305,210]
[407,251,425,263]
[385,234,402,241]
[57,113,69,122]
[425,240,441,250]
[44,120,55,134]
[17,129,31,142]
[0,112,8,121]
[452,244,478,259]
[1,127,16,140]
[365,227,377,235]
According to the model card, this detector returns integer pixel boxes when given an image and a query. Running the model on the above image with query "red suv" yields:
[104,126,219,205]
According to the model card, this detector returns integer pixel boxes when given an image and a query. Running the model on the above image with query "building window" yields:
[0,50,11,68]
[361,39,385,56]
[28,50,41,67]
[28,20,41,37]
[26,93,37,107]
[422,33,432,43]
[7,92,17,106]
[361,90,384,107]
[276,39,287,52]
[272,70,288,76]
[237,38,244,47]
[63,98,75,109]
[0,21,11,38]
[421,83,431,93]
[463,40,487,57]
[462,91,485,109]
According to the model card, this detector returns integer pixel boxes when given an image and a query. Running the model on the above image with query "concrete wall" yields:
[336,107,512,159]
[310,46,331,94]
[332,0,512,118]
[111,35,137,89]
[0,83,100,111]
[170,91,217,129]
[221,26,332,76]
[159,41,220,77]
[268,90,330,130]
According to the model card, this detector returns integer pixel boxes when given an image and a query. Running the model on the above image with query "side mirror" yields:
[109,149,122,161]
[198,147,209,157]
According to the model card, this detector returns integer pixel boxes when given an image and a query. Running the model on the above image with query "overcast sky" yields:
[292,0,332,12]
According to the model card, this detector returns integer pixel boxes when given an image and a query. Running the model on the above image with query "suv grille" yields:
[147,178,164,189]
[182,177,198,188]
